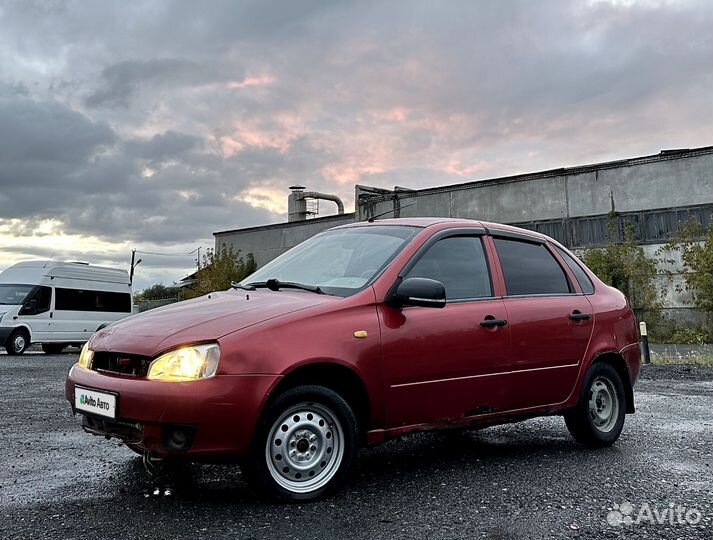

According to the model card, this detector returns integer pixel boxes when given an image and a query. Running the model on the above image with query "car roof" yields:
[334,217,548,242]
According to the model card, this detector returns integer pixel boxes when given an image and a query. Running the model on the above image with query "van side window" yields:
[406,236,492,300]
[494,238,571,296]
[55,288,131,313]
[554,246,595,294]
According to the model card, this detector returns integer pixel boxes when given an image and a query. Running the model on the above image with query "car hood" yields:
[0,304,19,319]
[89,289,339,357]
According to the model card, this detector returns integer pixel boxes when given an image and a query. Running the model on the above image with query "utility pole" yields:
[197,247,201,270]
[129,249,142,287]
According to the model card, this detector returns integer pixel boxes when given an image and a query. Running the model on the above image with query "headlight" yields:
[78,343,94,369]
[147,343,220,381]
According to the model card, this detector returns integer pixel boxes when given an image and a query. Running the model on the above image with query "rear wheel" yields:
[243,385,358,502]
[42,343,66,355]
[5,329,29,355]
[565,362,626,447]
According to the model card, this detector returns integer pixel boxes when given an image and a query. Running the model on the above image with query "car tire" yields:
[42,343,66,355]
[564,362,626,447]
[5,329,30,355]
[243,385,359,502]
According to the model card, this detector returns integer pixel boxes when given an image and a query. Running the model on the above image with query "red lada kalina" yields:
[66,218,640,500]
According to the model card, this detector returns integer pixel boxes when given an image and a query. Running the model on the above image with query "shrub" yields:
[581,214,664,322]
[668,327,711,345]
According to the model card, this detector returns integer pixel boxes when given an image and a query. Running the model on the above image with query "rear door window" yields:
[405,236,492,300]
[554,246,595,294]
[494,238,571,296]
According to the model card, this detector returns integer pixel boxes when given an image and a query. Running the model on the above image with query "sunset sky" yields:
[1,0,712,289]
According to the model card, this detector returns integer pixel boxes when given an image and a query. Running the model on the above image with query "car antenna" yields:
[367,203,415,222]
[43,252,57,269]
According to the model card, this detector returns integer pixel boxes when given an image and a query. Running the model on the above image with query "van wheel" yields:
[42,343,66,355]
[564,362,626,447]
[6,329,30,355]
[243,385,359,502]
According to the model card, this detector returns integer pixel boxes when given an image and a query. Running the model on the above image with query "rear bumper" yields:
[620,342,642,386]
[65,364,280,459]
[619,342,641,414]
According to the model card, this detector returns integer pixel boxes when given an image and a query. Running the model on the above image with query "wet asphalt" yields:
[0,352,711,540]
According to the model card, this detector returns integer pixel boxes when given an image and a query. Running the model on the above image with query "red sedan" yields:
[66,218,640,501]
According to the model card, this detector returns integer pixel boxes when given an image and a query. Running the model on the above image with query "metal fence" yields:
[135,297,181,312]
[514,203,713,248]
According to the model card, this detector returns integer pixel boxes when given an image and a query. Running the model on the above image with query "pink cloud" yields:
[226,74,275,90]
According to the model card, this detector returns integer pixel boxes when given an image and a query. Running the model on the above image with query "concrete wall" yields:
[356,149,713,222]
[214,213,354,269]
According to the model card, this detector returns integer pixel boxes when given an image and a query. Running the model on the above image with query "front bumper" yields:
[0,326,14,345]
[65,364,280,459]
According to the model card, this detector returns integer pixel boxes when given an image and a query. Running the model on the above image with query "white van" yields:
[0,261,133,355]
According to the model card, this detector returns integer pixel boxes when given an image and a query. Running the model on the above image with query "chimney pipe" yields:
[287,186,345,221]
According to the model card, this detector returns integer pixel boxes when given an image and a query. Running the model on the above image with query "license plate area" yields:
[75,386,118,419]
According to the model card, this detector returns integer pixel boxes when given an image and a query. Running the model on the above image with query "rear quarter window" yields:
[554,246,595,294]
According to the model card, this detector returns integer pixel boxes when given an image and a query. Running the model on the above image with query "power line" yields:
[134,248,201,257]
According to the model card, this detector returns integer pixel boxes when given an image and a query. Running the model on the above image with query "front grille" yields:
[91,352,152,377]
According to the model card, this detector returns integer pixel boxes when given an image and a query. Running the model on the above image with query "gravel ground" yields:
[0,352,711,540]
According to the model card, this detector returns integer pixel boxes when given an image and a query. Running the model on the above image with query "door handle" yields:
[480,317,508,328]
[569,310,591,321]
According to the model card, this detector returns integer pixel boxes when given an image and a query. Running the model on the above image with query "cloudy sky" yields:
[1,0,711,290]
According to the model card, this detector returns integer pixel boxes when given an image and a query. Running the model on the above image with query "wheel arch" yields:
[4,324,32,343]
[590,351,635,414]
[267,361,371,443]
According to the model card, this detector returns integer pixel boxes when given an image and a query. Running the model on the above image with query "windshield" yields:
[0,284,35,305]
[243,225,419,297]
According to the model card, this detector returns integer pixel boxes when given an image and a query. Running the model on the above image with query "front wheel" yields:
[5,329,30,355]
[243,385,359,502]
[564,362,626,447]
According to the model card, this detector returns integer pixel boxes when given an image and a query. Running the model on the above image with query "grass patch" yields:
[650,354,713,367]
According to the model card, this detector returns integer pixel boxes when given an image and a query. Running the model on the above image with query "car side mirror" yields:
[20,299,38,316]
[388,277,447,308]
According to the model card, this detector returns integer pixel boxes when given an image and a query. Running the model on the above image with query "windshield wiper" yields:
[247,279,325,294]
[231,282,256,291]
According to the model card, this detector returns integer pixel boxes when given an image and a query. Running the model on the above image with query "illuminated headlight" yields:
[147,343,220,381]
[78,343,94,369]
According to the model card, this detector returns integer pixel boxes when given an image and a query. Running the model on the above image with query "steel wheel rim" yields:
[588,376,619,433]
[265,402,344,494]
[13,334,26,352]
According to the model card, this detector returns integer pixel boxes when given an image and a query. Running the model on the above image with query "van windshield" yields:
[242,225,419,297]
[0,284,34,305]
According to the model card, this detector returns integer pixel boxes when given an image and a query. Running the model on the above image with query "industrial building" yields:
[215,145,713,327]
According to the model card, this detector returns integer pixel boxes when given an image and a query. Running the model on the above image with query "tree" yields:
[663,218,713,317]
[184,245,256,299]
[581,214,663,321]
